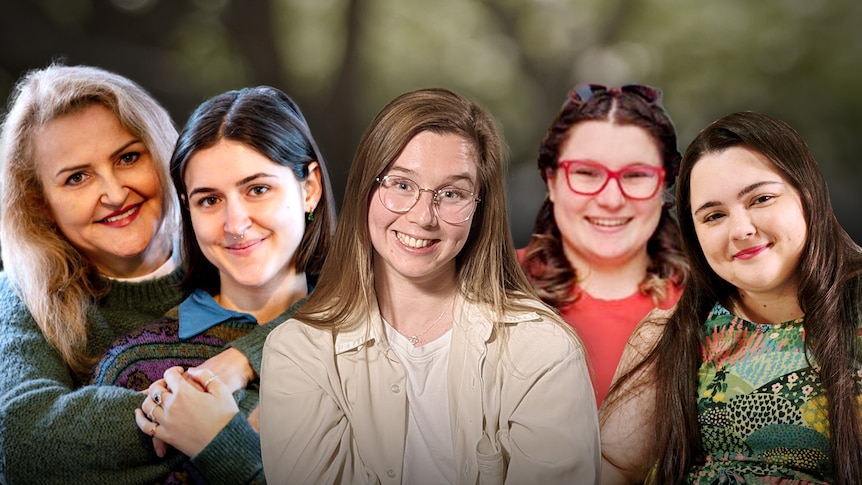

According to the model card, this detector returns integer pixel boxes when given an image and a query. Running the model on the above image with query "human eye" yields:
[64,172,89,186]
[751,194,775,206]
[569,164,602,178]
[438,186,470,202]
[117,151,141,166]
[193,195,221,209]
[622,166,658,180]
[248,185,270,197]
[386,177,416,193]
[702,211,725,224]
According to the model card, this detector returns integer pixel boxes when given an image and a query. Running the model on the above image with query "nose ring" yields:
[232,231,245,241]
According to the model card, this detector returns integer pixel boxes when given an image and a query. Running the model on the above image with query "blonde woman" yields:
[0,64,264,483]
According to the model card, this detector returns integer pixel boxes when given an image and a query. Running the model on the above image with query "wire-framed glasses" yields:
[558,160,665,200]
[375,175,481,224]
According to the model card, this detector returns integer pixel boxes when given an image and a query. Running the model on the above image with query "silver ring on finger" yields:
[203,374,219,392]
[151,390,163,407]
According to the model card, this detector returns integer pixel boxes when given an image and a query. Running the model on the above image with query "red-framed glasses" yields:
[558,160,665,200]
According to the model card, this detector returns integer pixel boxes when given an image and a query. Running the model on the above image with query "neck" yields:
[216,271,308,324]
[374,273,459,334]
[98,231,173,279]
[733,287,803,324]
[569,251,650,300]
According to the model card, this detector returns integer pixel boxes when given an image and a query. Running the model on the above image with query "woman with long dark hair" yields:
[601,111,862,484]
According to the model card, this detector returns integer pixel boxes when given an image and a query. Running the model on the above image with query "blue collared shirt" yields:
[178,288,258,339]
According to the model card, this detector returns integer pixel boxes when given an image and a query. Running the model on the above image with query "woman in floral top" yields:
[600,111,862,485]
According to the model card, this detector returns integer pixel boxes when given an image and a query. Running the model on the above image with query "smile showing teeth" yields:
[396,231,433,248]
[101,205,139,223]
[588,217,629,227]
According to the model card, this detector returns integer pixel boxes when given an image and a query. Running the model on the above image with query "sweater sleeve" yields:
[226,320,278,378]
[0,289,181,484]
[191,413,264,485]
[226,297,306,377]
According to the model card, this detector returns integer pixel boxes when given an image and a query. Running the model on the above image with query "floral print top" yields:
[687,302,860,484]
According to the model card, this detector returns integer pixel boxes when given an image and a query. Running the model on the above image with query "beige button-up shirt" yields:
[260,295,600,484]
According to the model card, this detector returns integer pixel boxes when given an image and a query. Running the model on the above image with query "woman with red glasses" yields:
[519,84,689,406]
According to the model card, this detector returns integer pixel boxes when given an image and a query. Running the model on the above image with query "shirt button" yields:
[390,384,401,393]
[386,468,397,478]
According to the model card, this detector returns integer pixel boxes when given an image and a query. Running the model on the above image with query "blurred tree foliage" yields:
[1,0,860,247]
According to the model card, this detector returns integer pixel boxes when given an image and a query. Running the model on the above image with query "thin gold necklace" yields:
[408,299,453,346]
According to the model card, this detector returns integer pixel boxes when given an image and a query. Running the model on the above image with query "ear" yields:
[546,170,559,203]
[302,162,323,213]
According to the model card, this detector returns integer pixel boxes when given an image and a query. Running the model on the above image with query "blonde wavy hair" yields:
[0,64,179,374]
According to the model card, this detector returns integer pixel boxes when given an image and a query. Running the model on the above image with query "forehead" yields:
[689,146,791,202]
[558,120,662,168]
[388,131,478,182]
[184,139,291,186]
[33,104,130,169]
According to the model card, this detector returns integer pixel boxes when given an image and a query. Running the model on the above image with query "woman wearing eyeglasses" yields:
[260,88,600,484]
[519,84,689,406]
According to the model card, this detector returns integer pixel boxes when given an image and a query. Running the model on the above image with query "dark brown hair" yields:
[170,86,336,294]
[521,84,687,309]
[606,111,862,484]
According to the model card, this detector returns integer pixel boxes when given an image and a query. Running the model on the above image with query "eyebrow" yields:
[693,180,784,216]
[187,172,276,198]
[54,139,141,178]
[386,166,475,185]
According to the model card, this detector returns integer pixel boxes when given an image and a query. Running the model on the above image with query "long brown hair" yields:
[297,87,553,329]
[521,84,687,310]
[0,64,179,374]
[606,111,862,484]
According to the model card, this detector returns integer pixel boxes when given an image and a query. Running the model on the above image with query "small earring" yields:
[306,211,314,222]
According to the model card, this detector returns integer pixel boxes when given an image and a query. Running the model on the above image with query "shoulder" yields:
[497,298,585,368]
[629,307,672,350]
[0,273,36,328]
[265,318,335,358]
[614,307,673,377]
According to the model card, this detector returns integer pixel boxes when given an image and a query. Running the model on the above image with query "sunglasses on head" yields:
[567,83,662,105]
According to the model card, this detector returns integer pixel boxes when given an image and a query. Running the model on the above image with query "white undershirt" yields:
[383,318,456,485]
[106,233,181,282]
[108,249,179,282]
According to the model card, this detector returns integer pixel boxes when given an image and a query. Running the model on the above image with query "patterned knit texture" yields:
[0,269,191,484]
[90,311,256,485]
[688,303,862,484]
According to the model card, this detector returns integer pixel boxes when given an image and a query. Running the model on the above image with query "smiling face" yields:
[34,104,168,277]
[547,120,664,272]
[184,139,321,296]
[689,146,807,302]
[367,131,478,287]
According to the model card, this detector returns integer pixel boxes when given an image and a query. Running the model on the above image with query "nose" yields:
[729,211,756,240]
[224,199,252,239]
[593,177,626,209]
[99,174,129,206]
[406,189,438,227]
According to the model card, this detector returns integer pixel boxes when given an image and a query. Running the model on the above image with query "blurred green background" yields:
[2,0,860,247]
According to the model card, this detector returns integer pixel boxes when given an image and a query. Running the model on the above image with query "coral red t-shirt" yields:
[517,248,681,407]
[559,286,680,407]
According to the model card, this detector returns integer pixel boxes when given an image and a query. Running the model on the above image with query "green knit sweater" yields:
[0,269,276,484]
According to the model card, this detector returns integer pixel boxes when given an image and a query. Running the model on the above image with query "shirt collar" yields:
[178,288,257,339]
[331,294,535,354]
